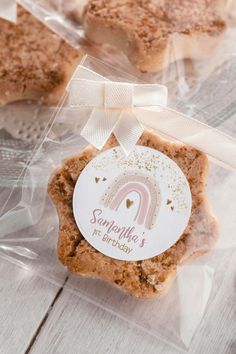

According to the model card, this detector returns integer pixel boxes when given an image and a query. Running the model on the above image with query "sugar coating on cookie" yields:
[48,131,218,298]
[0,5,82,106]
[83,0,226,72]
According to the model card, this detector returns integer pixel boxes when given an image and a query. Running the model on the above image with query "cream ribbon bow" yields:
[67,67,168,154]
[0,0,17,22]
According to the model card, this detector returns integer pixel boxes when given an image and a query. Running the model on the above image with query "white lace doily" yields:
[0,102,54,143]
[0,102,57,187]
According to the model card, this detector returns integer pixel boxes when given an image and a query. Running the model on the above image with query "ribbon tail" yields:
[113,110,144,155]
[81,108,121,150]
[0,0,17,23]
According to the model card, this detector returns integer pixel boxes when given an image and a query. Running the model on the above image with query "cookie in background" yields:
[0,5,83,106]
[82,0,226,72]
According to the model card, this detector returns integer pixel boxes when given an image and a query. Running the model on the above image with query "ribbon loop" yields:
[67,66,168,154]
[81,108,121,150]
[113,111,144,155]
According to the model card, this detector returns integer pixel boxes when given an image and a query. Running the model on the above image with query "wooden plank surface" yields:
[0,250,235,354]
[26,253,236,354]
[0,260,60,354]
[29,288,174,354]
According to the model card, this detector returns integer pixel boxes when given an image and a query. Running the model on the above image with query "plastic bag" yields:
[0,56,236,351]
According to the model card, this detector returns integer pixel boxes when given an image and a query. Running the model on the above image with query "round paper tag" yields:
[73,146,192,261]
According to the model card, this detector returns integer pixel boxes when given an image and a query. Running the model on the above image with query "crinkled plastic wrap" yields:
[0,56,236,351]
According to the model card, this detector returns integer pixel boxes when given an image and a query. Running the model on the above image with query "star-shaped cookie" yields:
[0,5,82,106]
[83,0,226,72]
[48,130,218,298]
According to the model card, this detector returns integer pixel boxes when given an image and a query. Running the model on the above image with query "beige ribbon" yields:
[65,65,236,170]
[67,67,168,155]
[0,0,17,22]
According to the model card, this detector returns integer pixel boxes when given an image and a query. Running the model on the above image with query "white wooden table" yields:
[0,253,235,354]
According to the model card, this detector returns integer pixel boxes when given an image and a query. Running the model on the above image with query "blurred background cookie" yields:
[0,5,83,106]
[83,0,226,72]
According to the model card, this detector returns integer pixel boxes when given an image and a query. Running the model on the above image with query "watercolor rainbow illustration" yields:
[101,172,161,230]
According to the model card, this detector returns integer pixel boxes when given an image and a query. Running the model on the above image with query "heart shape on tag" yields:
[126,199,134,208]
[95,177,100,183]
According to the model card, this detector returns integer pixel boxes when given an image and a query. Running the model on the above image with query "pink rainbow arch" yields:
[110,182,150,226]
[101,173,161,230]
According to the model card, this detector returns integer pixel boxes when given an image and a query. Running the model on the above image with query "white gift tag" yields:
[73,146,192,261]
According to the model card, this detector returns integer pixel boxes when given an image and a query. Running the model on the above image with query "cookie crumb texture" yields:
[0,6,82,106]
[83,0,226,72]
[48,131,218,298]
